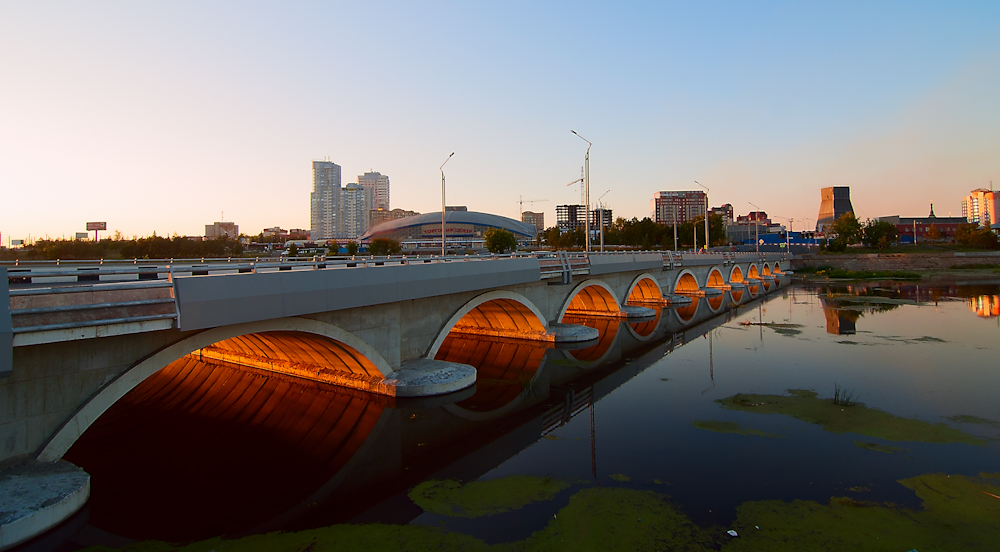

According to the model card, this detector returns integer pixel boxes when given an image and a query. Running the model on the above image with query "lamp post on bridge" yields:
[440,152,454,257]
[695,181,709,252]
[749,201,762,254]
[571,130,592,252]
[597,189,610,252]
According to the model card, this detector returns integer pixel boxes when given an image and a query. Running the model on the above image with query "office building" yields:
[205,222,238,239]
[816,186,854,232]
[310,160,341,241]
[652,191,706,224]
[962,188,997,229]
[358,171,390,212]
[521,211,545,232]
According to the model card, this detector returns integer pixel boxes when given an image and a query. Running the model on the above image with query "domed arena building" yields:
[359,210,537,252]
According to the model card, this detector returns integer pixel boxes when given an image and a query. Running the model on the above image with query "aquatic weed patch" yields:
[408,475,571,518]
[853,441,906,453]
[725,473,1000,551]
[692,419,782,438]
[717,389,984,444]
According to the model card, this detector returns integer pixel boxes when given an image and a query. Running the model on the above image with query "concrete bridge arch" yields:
[729,265,744,284]
[37,317,393,462]
[557,279,622,321]
[673,270,700,294]
[425,290,548,358]
[625,273,664,303]
[706,266,726,288]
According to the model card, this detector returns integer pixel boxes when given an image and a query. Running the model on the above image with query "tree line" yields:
[13,234,245,260]
[541,215,729,249]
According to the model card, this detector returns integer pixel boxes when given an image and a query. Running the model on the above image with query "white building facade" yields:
[358,171,390,212]
[310,160,341,241]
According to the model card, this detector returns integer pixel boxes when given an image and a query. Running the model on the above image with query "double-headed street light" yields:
[571,130,592,252]
[440,152,454,257]
[695,180,709,252]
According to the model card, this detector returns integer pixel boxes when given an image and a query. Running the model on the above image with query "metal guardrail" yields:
[3,251,788,338]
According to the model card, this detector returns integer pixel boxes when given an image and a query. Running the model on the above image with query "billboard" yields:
[86,222,107,231]
[75,232,89,239]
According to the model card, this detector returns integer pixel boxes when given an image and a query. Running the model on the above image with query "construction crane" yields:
[518,196,548,214]
[567,166,585,205]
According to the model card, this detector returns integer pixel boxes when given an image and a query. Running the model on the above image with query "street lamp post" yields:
[695,180,709,251]
[598,189,610,252]
[440,152,454,257]
[749,202,761,254]
[571,130,592,252]
[673,206,679,251]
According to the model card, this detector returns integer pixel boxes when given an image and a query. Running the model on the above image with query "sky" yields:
[2,1,998,242]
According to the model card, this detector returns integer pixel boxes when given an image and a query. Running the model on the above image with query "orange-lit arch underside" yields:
[730,266,744,283]
[762,265,772,276]
[627,278,664,305]
[674,273,699,294]
[449,299,551,341]
[189,331,393,394]
[436,335,547,412]
[748,265,759,279]
[707,269,725,288]
[564,285,622,318]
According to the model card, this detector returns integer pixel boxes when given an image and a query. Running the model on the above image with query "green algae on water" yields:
[725,472,1000,551]
[408,475,571,518]
[78,524,496,552]
[521,487,716,552]
[853,441,905,453]
[947,414,1000,427]
[609,473,631,482]
[717,389,984,444]
[692,419,782,438]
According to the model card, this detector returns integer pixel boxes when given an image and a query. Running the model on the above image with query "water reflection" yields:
[560,315,621,363]
[435,335,548,413]
[674,297,700,323]
[968,295,999,318]
[628,306,663,338]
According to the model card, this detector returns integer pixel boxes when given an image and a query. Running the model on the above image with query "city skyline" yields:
[2,2,998,242]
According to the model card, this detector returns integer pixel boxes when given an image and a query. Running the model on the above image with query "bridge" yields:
[0,250,787,549]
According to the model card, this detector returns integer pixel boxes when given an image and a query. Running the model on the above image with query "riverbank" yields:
[790,252,1000,282]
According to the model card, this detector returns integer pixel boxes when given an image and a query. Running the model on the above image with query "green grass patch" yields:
[726,472,1000,551]
[717,389,984,444]
[692,419,782,438]
[408,475,571,518]
[804,268,921,280]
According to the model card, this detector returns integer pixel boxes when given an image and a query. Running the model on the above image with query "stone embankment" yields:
[790,251,1000,272]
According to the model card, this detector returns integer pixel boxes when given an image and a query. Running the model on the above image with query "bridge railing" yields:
[3,250,788,342]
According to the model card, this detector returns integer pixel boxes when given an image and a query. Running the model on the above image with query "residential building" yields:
[288,228,309,239]
[592,207,613,229]
[651,191,706,224]
[205,222,239,239]
[341,182,368,239]
[962,188,997,229]
[711,204,734,224]
[310,160,341,241]
[262,226,288,239]
[358,171,390,212]
[816,186,854,232]
[522,211,545,232]
[370,208,419,229]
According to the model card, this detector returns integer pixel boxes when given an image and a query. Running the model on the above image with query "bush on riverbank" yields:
[795,266,921,280]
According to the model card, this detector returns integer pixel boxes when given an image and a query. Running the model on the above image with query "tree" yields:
[827,212,862,252]
[926,224,943,242]
[861,219,898,249]
[287,243,299,257]
[368,238,401,256]
[484,228,518,254]
[955,224,1000,250]
[345,241,360,256]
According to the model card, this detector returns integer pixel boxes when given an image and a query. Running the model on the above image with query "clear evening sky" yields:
[2,1,998,241]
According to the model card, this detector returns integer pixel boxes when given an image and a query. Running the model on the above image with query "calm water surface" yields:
[61,279,1000,548]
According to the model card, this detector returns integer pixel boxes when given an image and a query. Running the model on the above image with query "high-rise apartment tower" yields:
[358,171,390,212]
[310,160,341,241]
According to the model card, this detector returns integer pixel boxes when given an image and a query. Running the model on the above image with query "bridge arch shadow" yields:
[426,290,549,359]
[38,317,392,462]
[557,280,622,320]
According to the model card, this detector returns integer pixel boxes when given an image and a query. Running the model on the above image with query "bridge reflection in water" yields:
[62,275,789,544]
